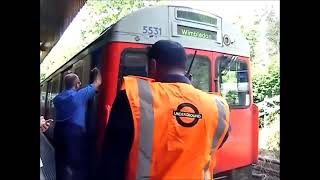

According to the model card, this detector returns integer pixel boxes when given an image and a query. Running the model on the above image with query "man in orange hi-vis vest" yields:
[97,40,231,180]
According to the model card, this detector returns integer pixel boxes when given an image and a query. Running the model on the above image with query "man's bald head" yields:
[64,73,81,90]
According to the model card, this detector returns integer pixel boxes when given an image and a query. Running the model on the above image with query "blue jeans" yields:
[54,122,89,180]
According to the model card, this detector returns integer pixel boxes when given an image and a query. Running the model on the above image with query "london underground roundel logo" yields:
[173,103,202,127]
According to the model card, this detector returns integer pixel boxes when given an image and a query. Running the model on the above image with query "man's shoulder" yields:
[78,84,95,92]
[54,91,76,103]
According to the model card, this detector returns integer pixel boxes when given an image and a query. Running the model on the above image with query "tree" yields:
[40,72,46,82]
[237,15,261,61]
[79,0,160,44]
[236,6,279,104]
[265,7,280,57]
[252,55,279,103]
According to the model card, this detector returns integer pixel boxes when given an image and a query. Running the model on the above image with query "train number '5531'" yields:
[143,26,162,36]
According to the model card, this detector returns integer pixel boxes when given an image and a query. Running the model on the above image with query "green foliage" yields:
[225,91,238,105]
[265,7,280,57]
[79,0,159,43]
[40,73,46,82]
[252,56,279,103]
[237,6,279,104]
[259,116,280,159]
[238,15,261,61]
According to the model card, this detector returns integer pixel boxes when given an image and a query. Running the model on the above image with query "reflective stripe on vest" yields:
[211,98,227,152]
[203,98,227,179]
[203,160,210,180]
[136,79,154,179]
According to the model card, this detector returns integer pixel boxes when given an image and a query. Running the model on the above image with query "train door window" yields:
[121,50,148,77]
[82,57,91,85]
[73,60,85,88]
[46,75,60,139]
[45,81,52,117]
[216,56,250,107]
[47,75,61,119]
[186,55,211,92]
[40,83,48,116]
[118,49,148,90]
[72,59,91,88]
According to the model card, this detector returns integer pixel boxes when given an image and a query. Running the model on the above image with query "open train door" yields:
[212,52,258,179]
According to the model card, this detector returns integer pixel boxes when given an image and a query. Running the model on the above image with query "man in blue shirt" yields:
[53,70,101,180]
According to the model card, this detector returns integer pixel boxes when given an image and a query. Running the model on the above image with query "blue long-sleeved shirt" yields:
[53,84,96,128]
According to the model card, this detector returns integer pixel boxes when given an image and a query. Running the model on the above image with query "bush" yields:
[252,56,279,104]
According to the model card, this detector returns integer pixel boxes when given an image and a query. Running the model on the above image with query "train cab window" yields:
[118,49,148,91]
[186,55,210,92]
[121,50,148,77]
[216,57,250,107]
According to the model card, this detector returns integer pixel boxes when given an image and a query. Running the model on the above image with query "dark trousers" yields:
[54,123,89,180]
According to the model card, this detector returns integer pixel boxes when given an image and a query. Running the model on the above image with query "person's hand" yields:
[40,116,45,127]
[93,71,102,90]
[95,72,102,86]
[40,116,50,132]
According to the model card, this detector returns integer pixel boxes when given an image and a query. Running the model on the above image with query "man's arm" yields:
[78,68,102,101]
[77,84,96,101]
[97,91,134,180]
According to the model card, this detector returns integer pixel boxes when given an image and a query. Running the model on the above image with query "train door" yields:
[213,53,258,173]
[45,74,61,140]
[40,83,48,116]
[215,55,251,106]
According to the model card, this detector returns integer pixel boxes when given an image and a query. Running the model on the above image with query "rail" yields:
[252,156,280,179]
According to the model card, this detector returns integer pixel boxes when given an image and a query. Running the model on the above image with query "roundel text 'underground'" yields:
[173,103,202,127]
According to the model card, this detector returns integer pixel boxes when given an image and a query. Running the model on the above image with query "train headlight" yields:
[135,36,140,42]
[223,34,231,46]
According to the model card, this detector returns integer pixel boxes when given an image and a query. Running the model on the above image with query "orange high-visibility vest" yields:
[122,76,230,180]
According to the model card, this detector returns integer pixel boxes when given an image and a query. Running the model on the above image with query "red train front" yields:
[40,5,259,179]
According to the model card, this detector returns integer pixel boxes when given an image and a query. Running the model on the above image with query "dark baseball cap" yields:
[147,40,187,66]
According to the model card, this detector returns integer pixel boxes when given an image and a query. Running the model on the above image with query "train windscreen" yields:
[216,57,250,107]
[186,55,211,92]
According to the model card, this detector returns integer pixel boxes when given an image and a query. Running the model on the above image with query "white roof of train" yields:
[108,5,250,57]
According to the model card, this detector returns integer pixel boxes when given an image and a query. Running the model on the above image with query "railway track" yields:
[213,156,279,180]
[252,156,280,180]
